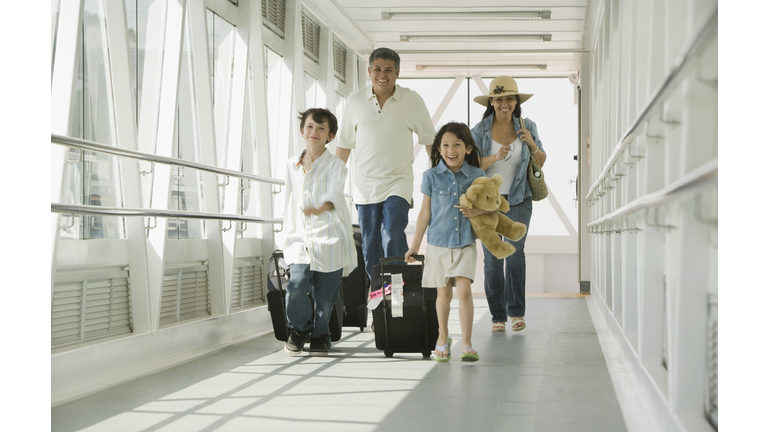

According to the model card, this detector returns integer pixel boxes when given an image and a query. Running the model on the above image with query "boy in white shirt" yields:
[282,108,357,356]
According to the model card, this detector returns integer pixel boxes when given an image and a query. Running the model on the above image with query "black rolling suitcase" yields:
[266,251,344,342]
[341,225,369,332]
[371,255,439,358]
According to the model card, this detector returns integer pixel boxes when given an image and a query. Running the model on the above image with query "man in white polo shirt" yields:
[335,47,435,280]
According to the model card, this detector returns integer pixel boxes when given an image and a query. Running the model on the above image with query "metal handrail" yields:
[51,134,286,187]
[585,4,717,203]
[587,159,717,228]
[52,203,283,225]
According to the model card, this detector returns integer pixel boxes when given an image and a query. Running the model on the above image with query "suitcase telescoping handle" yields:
[380,255,424,265]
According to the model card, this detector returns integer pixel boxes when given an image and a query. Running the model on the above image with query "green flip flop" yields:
[461,347,479,362]
[434,337,452,362]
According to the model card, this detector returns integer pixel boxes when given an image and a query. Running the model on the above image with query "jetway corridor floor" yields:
[52,298,628,432]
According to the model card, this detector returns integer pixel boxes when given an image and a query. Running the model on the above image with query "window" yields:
[61,0,126,240]
[304,72,319,109]
[261,0,285,38]
[333,41,346,82]
[238,59,265,239]
[207,10,237,169]
[51,0,61,79]
[168,7,205,239]
[264,46,292,180]
[301,13,320,63]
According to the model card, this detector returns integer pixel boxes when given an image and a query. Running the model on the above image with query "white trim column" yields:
[103,0,152,332]
[187,0,226,316]
[248,0,275,255]
[287,0,305,159]
[219,0,251,314]
[143,0,187,330]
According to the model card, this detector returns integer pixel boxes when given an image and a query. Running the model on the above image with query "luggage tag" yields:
[391,274,404,317]
[367,284,392,310]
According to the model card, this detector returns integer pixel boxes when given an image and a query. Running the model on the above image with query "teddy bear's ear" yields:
[492,174,504,187]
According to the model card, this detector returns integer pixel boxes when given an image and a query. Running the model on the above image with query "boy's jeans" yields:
[285,264,342,346]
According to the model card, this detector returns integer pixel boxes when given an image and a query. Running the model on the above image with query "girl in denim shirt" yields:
[405,122,487,362]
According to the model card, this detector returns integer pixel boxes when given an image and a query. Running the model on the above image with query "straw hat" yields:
[473,76,534,106]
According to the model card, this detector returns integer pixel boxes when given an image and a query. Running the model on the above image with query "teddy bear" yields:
[459,174,528,259]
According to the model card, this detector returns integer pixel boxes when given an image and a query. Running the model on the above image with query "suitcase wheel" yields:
[359,326,364,332]
[384,350,394,358]
[422,351,431,359]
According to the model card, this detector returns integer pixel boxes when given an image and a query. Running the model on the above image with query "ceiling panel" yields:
[333,0,588,78]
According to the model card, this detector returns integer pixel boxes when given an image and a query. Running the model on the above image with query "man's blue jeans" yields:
[482,197,532,322]
[356,196,410,281]
[285,264,342,346]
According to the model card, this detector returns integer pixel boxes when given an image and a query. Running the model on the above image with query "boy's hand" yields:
[302,207,323,216]
[302,202,334,216]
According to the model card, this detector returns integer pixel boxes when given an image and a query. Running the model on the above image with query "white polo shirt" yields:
[336,84,435,205]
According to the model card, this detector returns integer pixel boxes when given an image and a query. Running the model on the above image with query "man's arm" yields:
[411,93,436,161]
[335,147,351,164]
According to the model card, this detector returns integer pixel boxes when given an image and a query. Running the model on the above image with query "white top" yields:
[336,84,436,204]
[283,149,357,277]
[485,138,522,195]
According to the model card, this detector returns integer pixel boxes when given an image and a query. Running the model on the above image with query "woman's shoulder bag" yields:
[519,118,548,201]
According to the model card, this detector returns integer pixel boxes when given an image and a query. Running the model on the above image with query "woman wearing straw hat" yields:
[467,76,546,333]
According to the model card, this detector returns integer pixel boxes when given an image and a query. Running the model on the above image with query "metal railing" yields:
[585,5,717,205]
[586,159,717,232]
[52,134,354,225]
[51,203,282,226]
[52,134,286,187]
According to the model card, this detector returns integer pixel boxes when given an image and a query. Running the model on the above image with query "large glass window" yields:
[167,6,205,239]
[51,0,61,80]
[264,46,292,247]
[125,0,164,125]
[264,46,292,181]
[238,59,265,239]
[304,72,319,109]
[207,10,237,167]
[61,0,126,240]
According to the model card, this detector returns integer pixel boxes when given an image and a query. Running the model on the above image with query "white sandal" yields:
[491,322,506,332]
[510,317,526,332]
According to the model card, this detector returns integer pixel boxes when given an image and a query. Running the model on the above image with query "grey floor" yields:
[52,298,628,432]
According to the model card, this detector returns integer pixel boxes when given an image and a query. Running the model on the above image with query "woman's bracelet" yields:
[530,146,539,155]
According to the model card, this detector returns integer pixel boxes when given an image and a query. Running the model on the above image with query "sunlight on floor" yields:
[75,300,483,432]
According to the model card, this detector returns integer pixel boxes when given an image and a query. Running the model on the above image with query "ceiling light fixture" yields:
[416,65,548,72]
[400,35,552,43]
[382,11,551,21]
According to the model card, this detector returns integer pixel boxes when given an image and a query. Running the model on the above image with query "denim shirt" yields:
[421,160,487,248]
[471,114,546,206]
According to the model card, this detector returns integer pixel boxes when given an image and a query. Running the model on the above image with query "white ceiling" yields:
[333,0,589,78]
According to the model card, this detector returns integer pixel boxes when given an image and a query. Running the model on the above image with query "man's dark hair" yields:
[298,108,338,136]
[368,48,400,73]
